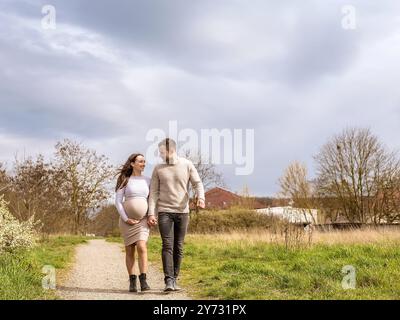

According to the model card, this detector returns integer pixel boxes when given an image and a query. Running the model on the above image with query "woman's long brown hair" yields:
[115,153,144,191]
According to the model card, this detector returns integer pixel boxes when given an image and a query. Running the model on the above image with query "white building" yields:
[255,206,318,224]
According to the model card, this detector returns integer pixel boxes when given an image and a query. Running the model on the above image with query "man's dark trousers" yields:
[158,212,190,282]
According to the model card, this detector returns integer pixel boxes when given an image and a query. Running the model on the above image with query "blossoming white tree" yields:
[0,196,37,253]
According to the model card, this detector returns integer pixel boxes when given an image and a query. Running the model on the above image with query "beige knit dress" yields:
[115,176,151,246]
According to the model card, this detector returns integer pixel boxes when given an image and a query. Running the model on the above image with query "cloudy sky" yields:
[1,0,400,196]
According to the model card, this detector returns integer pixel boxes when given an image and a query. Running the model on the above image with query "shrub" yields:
[188,206,282,233]
[0,196,37,253]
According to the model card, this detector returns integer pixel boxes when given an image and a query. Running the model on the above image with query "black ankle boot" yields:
[129,275,137,292]
[139,273,151,291]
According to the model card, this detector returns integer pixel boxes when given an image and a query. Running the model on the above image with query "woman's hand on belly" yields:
[126,218,140,225]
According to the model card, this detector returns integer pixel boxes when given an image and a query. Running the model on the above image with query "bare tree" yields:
[8,154,70,232]
[183,149,225,191]
[371,156,400,223]
[12,155,51,219]
[182,149,225,211]
[235,184,259,209]
[54,139,115,234]
[278,161,317,224]
[87,204,120,237]
[0,162,10,195]
[314,127,400,223]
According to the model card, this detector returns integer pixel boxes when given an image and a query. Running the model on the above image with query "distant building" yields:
[203,187,265,210]
[256,206,319,224]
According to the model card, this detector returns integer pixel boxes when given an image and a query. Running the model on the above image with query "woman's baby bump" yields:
[123,197,148,221]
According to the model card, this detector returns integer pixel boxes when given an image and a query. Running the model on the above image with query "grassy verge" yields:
[0,235,87,300]
[108,231,400,299]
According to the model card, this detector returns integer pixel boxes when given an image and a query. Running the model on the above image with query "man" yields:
[147,138,205,292]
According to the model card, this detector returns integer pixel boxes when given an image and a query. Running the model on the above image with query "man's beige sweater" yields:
[148,155,205,216]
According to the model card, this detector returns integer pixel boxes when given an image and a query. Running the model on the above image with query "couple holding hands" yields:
[115,138,205,292]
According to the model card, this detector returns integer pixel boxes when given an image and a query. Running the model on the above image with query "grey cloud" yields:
[0,0,364,83]
[1,0,400,195]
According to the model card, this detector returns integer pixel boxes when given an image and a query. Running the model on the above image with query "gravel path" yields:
[57,239,191,300]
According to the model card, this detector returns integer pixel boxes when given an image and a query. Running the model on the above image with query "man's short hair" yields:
[158,138,176,151]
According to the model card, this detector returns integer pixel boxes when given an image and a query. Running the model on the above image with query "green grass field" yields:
[109,231,400,300]
[0,236,87,300]
[7,229,394,300]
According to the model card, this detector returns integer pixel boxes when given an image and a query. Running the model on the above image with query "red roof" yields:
[203,187,265,209]
[205,187,241,209]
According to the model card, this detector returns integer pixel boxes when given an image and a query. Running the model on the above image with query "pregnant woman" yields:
[115,153,155,292]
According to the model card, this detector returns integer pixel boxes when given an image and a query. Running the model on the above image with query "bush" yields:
[188,206,281,233]
[0,196,37,253]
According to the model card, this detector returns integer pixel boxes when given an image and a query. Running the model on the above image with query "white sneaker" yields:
[173,278,182,291]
